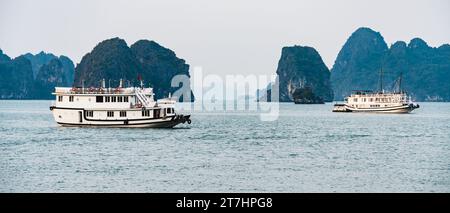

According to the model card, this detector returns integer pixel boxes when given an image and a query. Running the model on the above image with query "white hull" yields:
[57,120,183,128]
[51,107,190,128]
[342,104,418,113]
[49,86,191,128]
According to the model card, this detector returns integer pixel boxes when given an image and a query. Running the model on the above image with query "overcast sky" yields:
[1,0,449,80]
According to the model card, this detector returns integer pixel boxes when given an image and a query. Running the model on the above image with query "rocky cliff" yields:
[0,53,34,99]
[331,27,450,101]
[131,40,194,101]
[33,58,68,99]
[74,37,194,101]
[0,49,74,99]
[264,45,333,102]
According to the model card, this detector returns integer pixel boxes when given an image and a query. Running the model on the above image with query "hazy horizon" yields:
[1,0,449,81]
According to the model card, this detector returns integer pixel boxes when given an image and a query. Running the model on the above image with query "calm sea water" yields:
[0,100,449,192]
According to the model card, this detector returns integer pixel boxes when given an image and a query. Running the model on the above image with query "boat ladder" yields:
[135,89,152,107]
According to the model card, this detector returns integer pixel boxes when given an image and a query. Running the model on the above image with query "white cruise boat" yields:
[332,90,419,113]
[332,72,419,113]
[49,80,191,128]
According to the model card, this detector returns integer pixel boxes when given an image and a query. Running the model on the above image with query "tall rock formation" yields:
[130,40,193,101]
[0,50,74,99]
[0,53,34,99]
[272,45,333,102]
[33,58,68,99]
[331,27,450,101]
[74,37,194,101]
[330,27,388,100]
[73,38,141,88]
[23,51,58,78]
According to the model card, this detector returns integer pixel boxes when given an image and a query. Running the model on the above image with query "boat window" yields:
[154,109,161,119]
[107,111,114,117]
[86,110,94,117]
[96,96,103,103]
[124,96,129,102]
[112,97,116,102]
[120,111,127,117]
[142,110,150,117]
[353,98,358,102]
[69,96,74,102]
[105,96,110,102]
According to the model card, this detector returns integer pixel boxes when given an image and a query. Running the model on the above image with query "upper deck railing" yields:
[54,87,153,95]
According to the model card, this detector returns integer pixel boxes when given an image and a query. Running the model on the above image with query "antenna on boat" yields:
[378,67,383,93]
[137,73,143,89]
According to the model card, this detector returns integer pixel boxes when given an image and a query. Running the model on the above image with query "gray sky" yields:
[1,0,449,82]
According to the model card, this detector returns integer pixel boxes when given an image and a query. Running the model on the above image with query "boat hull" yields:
[335,104,419,113]
[50,107,191,128]
[56,120,184,128]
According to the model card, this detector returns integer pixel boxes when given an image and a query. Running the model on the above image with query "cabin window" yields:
[112,97,116,102]
[69,96,74,102]
[124,96,129,102]
[142,110,150,117]
[167,108,171,114]
[105,96,110,102]
[369,98,373,102]
[120,111,127,117]
[107,111,114,117]
[353,98,358,102]
[154,109,161,118]
[86,110,94,117]
[118,96,123,102]
[96,96,103,103]
[58,96,63,102]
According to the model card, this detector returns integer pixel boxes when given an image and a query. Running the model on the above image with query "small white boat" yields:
[49,79,191,128]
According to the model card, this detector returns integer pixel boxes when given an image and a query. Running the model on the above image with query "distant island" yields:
[258,45,333,103]
[74,38,194,102]
[331,27,450,102]
[1,28,449,102]
[0,38,194,101]
[259,27,450,102]
[0,50,74,99]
